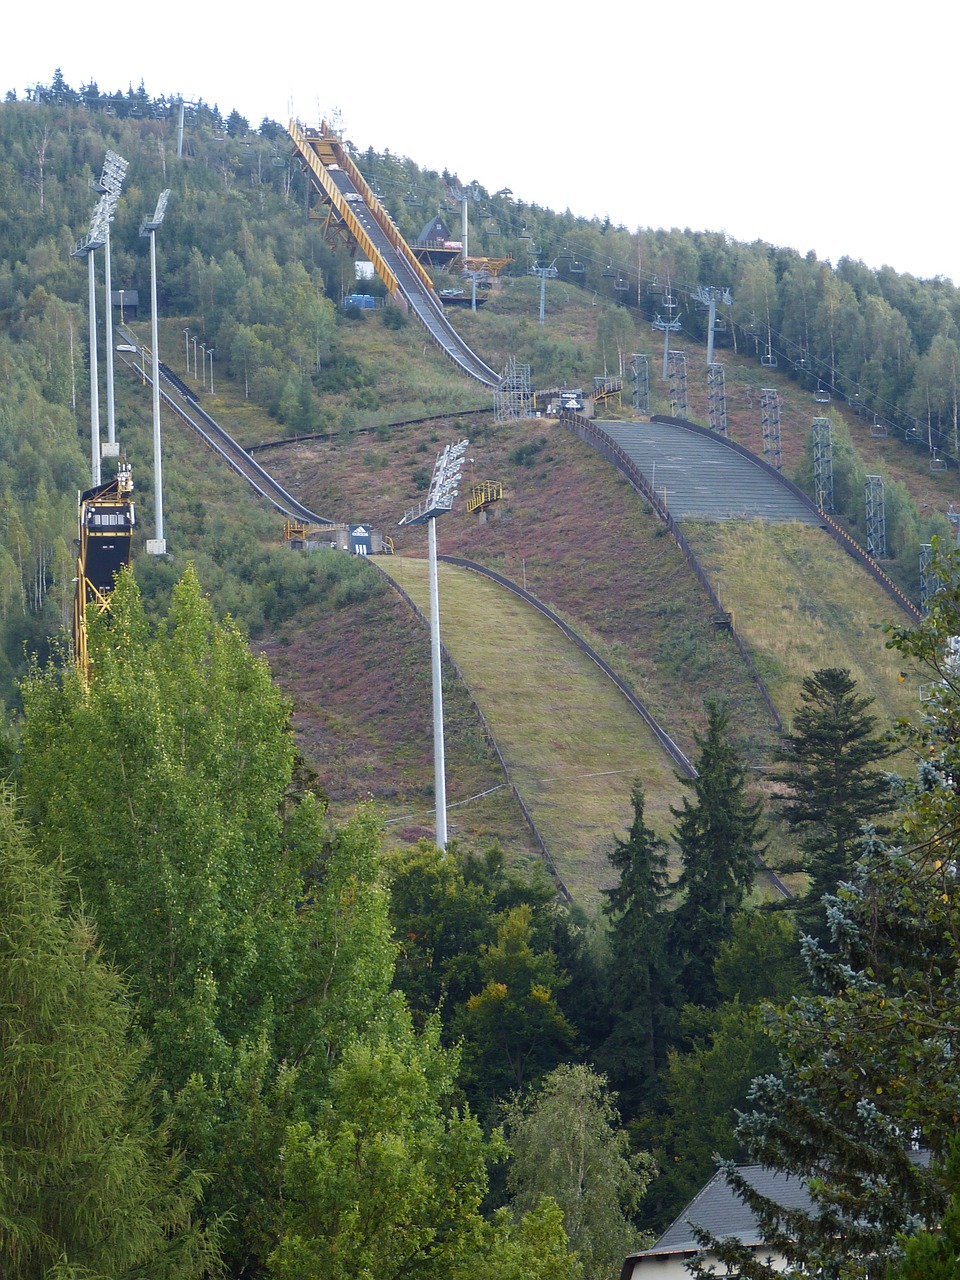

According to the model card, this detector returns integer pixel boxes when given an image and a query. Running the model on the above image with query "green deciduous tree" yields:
[455,904,576,1113]
[668,704,766,1006]
[269,1007,495,1280]
[454,1200,582,1280]
[18,566,399,1274]
[19,566,300,1085]
[0,786,218,1279]
[505,1064,654,1280]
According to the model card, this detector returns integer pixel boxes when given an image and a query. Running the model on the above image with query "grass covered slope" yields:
[684,520,922,728]
[379,556,687,908]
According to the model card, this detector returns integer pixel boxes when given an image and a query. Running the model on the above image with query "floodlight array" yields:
[400,439,469,525]
[140,189,170,235]
[72,193,113,256]
[94,149,129,196]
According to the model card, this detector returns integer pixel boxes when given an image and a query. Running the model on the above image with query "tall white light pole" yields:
[140,189,170,555]
[92,150,128,457]
[399,439,469,850]
[207,348,215,395]
[71,195,112,486]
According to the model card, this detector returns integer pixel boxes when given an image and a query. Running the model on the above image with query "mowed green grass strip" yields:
[684,521,921,730]
[381,555,684,909]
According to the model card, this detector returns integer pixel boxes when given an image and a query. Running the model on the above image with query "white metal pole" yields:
[103,225,118,448]
[427,516,448,849]
[208,348,215,395]
[706,294,717,366]
[87,249,101,486]
[149,227,164,546]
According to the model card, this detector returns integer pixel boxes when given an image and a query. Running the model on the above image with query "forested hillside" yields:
[2,73,960,706]
[4,73,960,1280]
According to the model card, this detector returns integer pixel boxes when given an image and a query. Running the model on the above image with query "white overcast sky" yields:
[6,0,958,284]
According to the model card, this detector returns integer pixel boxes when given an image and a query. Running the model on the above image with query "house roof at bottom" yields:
[636,1165,813,1258]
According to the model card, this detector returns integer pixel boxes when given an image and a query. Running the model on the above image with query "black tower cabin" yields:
[74,462,136,679]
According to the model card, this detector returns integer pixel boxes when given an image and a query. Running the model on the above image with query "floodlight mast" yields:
[398,439,469,850]
[140,190,170,554]
[71,195,111,486]
[92,151,128,455]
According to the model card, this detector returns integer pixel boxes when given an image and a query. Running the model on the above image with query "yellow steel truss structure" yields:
[287,119,438,305]
[73,463,136,682]
[466,480,503,514]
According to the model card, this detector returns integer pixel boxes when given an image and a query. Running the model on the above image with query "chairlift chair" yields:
[870,418,888,437]
[602,261,617,278]
[814,383,831,403]
[931,453,948,472]
[761,347,778,368]
[569,257,585,275]
[614,273,629,292]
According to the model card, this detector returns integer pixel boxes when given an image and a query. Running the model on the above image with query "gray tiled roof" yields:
[638,1165,812,1257]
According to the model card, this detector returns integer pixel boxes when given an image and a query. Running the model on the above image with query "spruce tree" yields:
[773,667,895,921]
[690,836,955,1280]
[690,564,960,1279]
[668,704,766,1007]
[598,782,674,1111]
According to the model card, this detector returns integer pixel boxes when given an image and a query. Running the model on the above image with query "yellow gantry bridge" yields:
[73,463,136,680]
[287,119,500,387]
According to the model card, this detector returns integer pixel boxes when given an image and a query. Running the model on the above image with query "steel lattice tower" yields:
[865,475,887,559]
[761,388,782,471]
[920,542,934,614]
[812,416,833,512]
[707,362,727,434]
[668,351,688,416]
[629,353,650,414]
[494,357,533,421]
